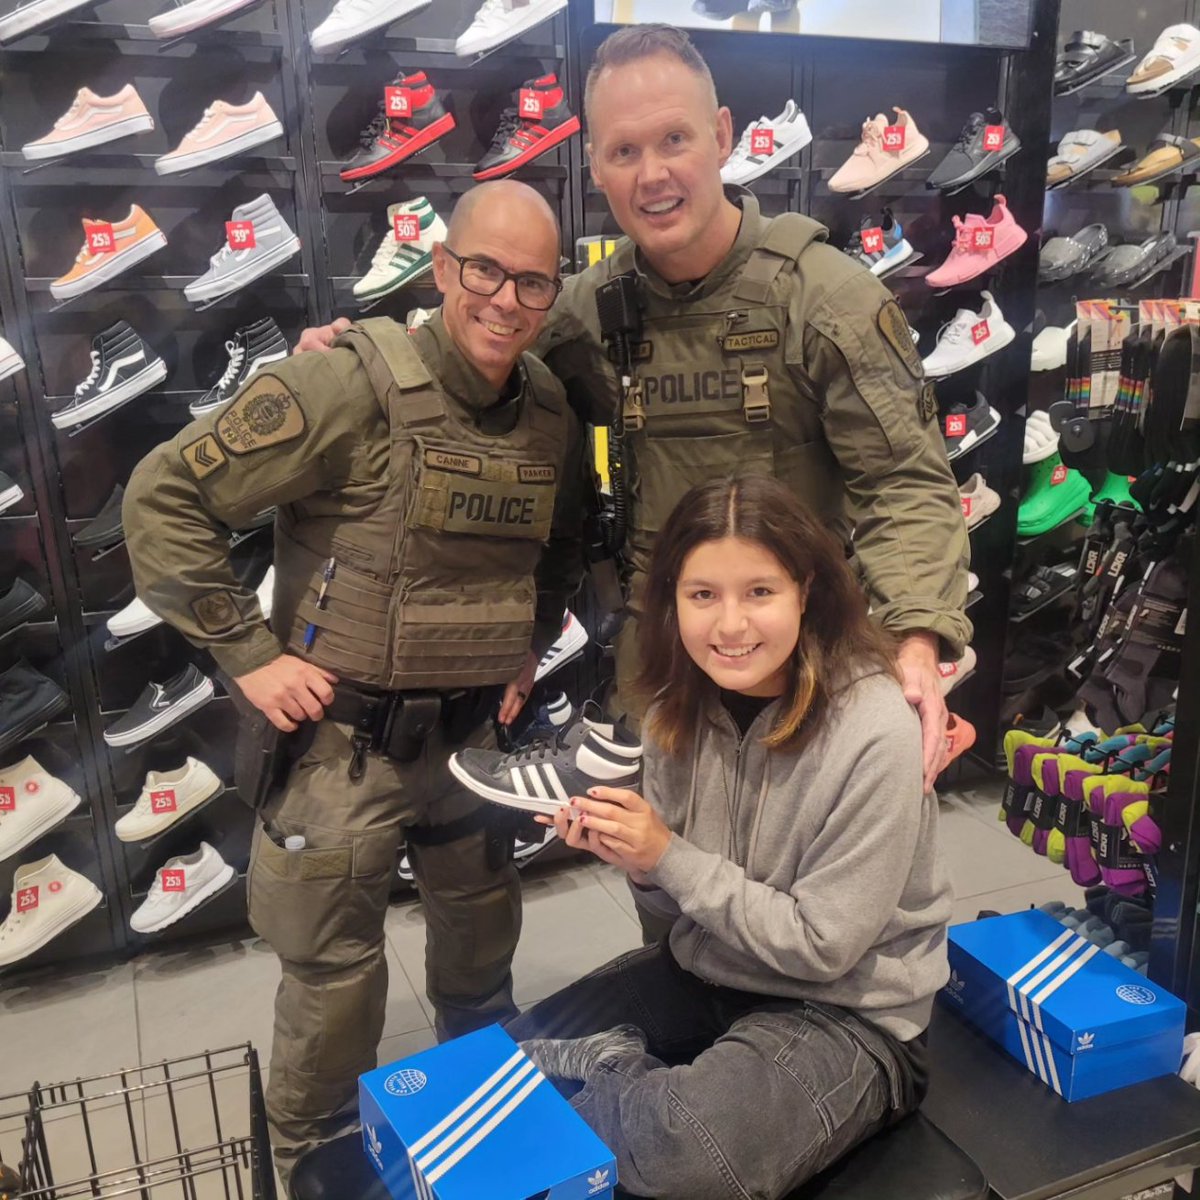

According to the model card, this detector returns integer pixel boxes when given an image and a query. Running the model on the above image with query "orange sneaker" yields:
[51,206,167,300]
[944,713,977,768]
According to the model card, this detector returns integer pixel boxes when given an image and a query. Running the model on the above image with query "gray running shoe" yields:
[184,194,301,303]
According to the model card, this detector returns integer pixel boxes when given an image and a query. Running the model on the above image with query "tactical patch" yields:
[919,381,938,423]
[191,589,239,634]
[721,329,781,354]
[631,341,653,362]
[215,377,306,455]
[518,464,556,485]
[424,448,483,477]
[181,434,228,481]
[878,300,922,380]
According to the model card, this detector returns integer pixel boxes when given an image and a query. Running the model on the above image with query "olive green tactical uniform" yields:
[123,313,586,1180]
[538,189,972,717]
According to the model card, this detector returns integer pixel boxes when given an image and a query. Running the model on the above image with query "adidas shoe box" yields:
[359,1024,617,1200]
[939,910,1184,1101]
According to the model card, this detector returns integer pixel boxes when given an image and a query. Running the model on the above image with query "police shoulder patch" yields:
[215,376,306,456]
[191,589,240,634]
[181,434,228,480]
[878,299,923,380]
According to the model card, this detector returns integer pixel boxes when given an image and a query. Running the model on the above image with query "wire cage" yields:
[0,1044,276,1200]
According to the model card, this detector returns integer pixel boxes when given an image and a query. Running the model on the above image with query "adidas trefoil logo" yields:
[945,969,966,1003]
[588,1167,611,1193]
[1076,1031,1095,1051]
[366,1122,383,1167]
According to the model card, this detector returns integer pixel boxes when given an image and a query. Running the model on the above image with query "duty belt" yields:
[325,685,461,780]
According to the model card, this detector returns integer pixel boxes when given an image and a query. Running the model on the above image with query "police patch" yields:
[216,377,306,455]
[181,434,227,480]
[877,300,922,380]
[191,589,239,634]
[424,449,482,477]
[631,341,653,362]
[919,381,938,424]
[721,329,780,354]
[518,464,556,484]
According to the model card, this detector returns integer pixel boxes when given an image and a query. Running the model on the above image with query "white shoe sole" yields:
[51,357,168,428]
[103,678,216,747]
[720,120,813,186]
[447,753,567,817]
[130,863,235,933]
[1023,438,1061,465]
[184,235,301,302]
[50,230,168,300]
[107,605,163,639]
[0,351,23,381]
[23,114,155,161]
[946,410,1002,461]
[455,0,566,55]
[189,344,288,414]
[155,120,284,175]
[115,778,223,843]
[0,784,83,862]
[535,619,589,682]
[0,882,102,967]
[148,0,258,37]
[869,239,917,277]
[0,484,23,513]
[923,320,1015,378]
[0,0,90,42]
[1128,46,1200,95]
[311,0,431,50]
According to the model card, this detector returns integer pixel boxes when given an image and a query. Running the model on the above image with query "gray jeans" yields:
[506,944,918,1200]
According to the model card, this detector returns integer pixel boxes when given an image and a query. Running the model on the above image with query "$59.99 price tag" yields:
[972,227,994,250]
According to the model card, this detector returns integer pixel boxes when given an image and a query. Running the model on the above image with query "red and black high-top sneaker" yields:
[339,70,456,182]
[472,74,580,181]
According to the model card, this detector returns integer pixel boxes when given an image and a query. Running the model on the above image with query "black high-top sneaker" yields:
[0,470,21,515]
[190,317,288,417]
[473,74,580,180]
[339,70,456,182]
[52,321,167,430]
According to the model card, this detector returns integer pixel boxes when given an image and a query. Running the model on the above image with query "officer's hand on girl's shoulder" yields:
[293,318,352,354]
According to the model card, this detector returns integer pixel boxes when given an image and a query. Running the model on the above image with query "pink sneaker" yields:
[925,194,1028,288]
[155,92,283,174]
[829,106,929,194]
[22,85,153,161]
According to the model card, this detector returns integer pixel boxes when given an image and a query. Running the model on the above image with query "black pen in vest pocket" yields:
[303,557,337,652]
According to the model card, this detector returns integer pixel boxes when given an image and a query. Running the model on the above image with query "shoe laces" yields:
[76,349,102,397]
[369,227,411,270]
[501,726,570,766]
[191,104,221,134]
[360,101,391,149]
[732,118,771,157]
[954,112,985,151]
[57,94,87,127]
[470,0,506,27]
[952,218,976,252]
[491,106,522,148]
[216,340,245,391]
[936,315,971,346]
[855,117,882,154]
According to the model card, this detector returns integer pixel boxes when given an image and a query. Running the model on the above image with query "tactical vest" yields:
[271,319,567,690]
[613,214,846,588]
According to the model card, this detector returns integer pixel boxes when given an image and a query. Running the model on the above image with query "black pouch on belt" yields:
[382,692,443,762]
[227,680,315,813]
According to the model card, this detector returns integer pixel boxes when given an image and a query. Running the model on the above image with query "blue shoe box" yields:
[938,910,1184,1101]
[359,1024,617,1200]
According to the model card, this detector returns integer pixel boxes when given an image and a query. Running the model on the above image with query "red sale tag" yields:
[16,886,38,913]
[150,789,178,814]
[87,222,116,254]
[519,88,544,120]
[946,413,967,438]
[393,213,420,242]
[971,320,991,345]
[983,125,1005,152]
[961,496,974,518]
[1051,464,1068,485]
[882,124,906,151]
[385,86,412,118]
[0,786,14,812]
[937,661,957,678]
[750,126,775,155]
[226,221,256,251]
[162,869,186,892]
[972,227,994,250]
[860,226,885,255]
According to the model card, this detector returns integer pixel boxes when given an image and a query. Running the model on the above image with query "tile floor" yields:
[0,779,1084,1196]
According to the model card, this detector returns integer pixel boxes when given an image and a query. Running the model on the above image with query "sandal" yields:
[1054,31,1137,96]
[1047,129,1125,186]
[1090,232,1177,287]
[1112,133,1200,186]
[1039,223,1110,281]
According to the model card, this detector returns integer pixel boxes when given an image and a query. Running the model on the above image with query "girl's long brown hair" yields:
[635,475,899,755]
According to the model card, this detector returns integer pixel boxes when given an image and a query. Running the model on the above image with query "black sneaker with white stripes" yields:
[449,712,642,816]
[534,609,588,682]
[189,317,288,418]
[52,321,167,430]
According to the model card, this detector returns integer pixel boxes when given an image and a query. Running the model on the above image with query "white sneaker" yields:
[455,0,567,57]
[256,565,275,621]
[0,854,101,966]
[958,472,1000,529]
[721,100,812,185]
[310,0,431,51]
[0,757,82,862]
[1031,321,1074,371]
[148,0,259,38]
[1023,410,1060,464]
[0,335,24,382]
[921,291,1015,378]
[107,595,162,639]
[1126,24,1200,96]
[937,645,978,696]
[353,199,447,303]
[115,757,223,843]
[130,842,235,933]
[535,609,588,682]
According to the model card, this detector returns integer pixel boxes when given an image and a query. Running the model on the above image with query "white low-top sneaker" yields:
[455,0,566,57]
[0,756,82,862]
[311,0,431,51]
[115,757,223,843]
[130,842,235,934]
[721,100,813,185]
[922,291,1016,378]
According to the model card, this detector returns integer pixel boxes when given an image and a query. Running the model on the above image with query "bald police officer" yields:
[123,180,586,1181]
[299,24,970,792]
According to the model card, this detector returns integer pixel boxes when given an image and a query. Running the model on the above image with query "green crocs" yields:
[1081,471,1142,525]
[1017,451,1092,537]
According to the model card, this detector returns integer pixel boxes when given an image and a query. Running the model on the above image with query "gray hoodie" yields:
[641,669,953,1041]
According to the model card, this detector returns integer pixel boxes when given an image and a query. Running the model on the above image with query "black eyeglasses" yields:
[442,246,562,311]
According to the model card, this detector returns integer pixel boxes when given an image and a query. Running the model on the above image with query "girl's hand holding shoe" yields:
[535,786,671,876]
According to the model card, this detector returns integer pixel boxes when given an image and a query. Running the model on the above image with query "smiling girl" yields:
[507,474,953,1200]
